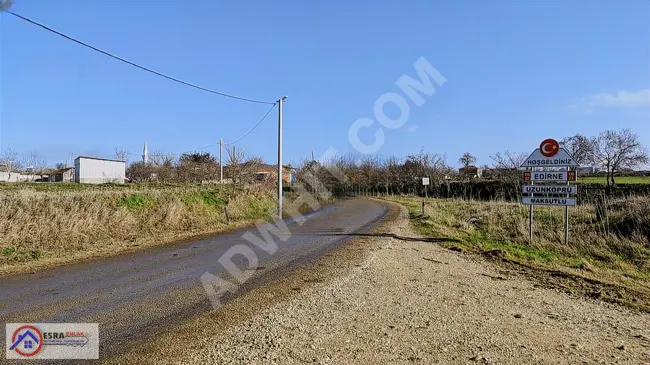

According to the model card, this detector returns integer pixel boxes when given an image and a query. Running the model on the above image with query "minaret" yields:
[142,141,149,164]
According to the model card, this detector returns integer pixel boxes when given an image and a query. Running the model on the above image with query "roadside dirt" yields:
[107,202,650,364]
[473,250,650,313]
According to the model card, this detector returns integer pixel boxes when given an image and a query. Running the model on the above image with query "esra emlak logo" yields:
[6,323,100,359]
[9,325,44,357]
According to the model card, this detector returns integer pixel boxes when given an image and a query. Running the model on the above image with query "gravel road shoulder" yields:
[108,202,650,364]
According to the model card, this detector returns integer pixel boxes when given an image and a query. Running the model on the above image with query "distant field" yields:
[579,176,650,184]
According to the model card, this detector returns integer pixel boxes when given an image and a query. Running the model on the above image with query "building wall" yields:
[255,168,295,184]
[52,170,74,182]
[75,158,126,184]
[0,172,19,182]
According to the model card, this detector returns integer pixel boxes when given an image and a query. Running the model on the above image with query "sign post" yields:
[520,139,579,244]
[421,177,430,216]
[565,170,570,244]
[529,175,534,244]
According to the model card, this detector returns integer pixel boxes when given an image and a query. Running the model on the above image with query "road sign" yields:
[522,197,576,206]
[422,177,429,186]
[520,148,579,167]
[522,185,577,195]
[522,138,580,246]
[523,170,576,182]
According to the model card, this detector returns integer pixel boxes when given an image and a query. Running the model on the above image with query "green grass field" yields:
[579,176,650,184]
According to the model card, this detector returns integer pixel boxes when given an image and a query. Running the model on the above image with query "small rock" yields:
[514,313,523,319]
[616,345,626,351]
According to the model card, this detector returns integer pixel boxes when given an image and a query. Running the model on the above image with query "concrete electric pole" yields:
[277,96,287,218]
[219,138,223,183]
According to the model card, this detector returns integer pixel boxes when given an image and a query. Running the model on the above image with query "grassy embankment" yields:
[0,183,317,275]
[390,196,650,309]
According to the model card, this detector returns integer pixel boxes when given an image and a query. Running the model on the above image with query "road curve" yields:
[0,199,388,360]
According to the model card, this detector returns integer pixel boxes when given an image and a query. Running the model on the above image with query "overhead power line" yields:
[103,102,277,160]
[224,102,277,145]
[169,102,276,153]
[8,11,275,105]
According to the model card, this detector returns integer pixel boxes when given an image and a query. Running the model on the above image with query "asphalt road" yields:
[0,199,388,361]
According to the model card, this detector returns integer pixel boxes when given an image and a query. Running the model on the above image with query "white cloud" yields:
[569,89,650,111]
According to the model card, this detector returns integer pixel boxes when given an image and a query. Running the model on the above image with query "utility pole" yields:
[277,96,288,218]
[219,139,223,183]
[312,151,316,195]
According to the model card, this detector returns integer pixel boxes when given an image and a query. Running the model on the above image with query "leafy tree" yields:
[179,152,217,165]
[126,162,156,182]
[458,152,477,168]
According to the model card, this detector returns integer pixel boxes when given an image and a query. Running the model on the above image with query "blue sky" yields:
[1,0,648,167]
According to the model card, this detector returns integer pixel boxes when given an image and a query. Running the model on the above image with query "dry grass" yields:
[0,184,286,275]
[389,196,650,294]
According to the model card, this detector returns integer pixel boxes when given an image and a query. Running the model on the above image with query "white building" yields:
[577,166,596,174]
[0,171,19,182]
[74,156,126,184]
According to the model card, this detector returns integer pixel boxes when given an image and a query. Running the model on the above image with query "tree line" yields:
[558,128,648,187]
[0,128,646,190]
[293,128,648,196]
[126,148,269,185]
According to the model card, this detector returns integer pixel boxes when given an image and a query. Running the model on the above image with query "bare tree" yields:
[591,129,649,188]
[0,148,19,172]
[222,147,263,185]
[115,148,128,162]
[385,156,402,195]
[149,151,176,182]
[22,152,47,182]
[560,134,595,165]
[150,151,175,167]
[458,152,477,168]
[489,150,527,169]
[0,148,21,181]
[488,150,527,183]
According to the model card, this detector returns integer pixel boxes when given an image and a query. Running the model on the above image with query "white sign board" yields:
[525,170,576,182]
[521,197,576,206]
[422,177,429,186]
[521,148,579,168]
[522,185,577,195]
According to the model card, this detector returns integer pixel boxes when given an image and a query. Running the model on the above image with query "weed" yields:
[117,193,153,211]
[182,190,227,207]
[1,247,42,263]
